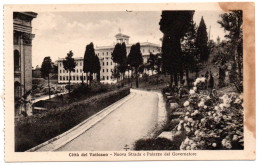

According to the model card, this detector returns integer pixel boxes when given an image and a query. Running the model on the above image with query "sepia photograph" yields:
[4,2,255,162]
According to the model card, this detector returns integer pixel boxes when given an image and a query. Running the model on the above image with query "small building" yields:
[57,32,161,84]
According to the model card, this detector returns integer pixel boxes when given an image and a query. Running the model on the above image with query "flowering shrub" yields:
[175,78,244,150]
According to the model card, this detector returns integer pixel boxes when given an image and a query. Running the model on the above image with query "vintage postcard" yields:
[4,2,255,162]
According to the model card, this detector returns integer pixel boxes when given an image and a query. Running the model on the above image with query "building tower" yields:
[13,12,37,116]
[115,28,130,44]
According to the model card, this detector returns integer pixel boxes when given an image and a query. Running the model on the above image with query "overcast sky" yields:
[32,10,227,68]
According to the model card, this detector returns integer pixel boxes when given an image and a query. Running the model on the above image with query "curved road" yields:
[56,90,158,151]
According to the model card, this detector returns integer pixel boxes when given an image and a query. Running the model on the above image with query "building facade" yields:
[14,12,37,115]
[57,32,161,84]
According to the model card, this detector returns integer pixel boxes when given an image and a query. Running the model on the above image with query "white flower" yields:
[201,77,206,82]
[212,143,217,147]
[233,135,238,141]
[184,137,190,145]
[219,103,225,110]
[194,110,199,114]
[201,118,206,123]
[214,106,220,111]
[186,112,190,115]
[177,124,182,131]
[184,101,190,107]
[184,116,189,121]
[186,146,191,150]
[234,98,241,104]
[191,143,197,150]
[188,118,193,123]
[208,112,212,116]
[204,105,207,109]
[185,127,191,133]
[194,130,200,136]
[225,141,232,149]
[198,101,205,107]
[206,96,211,100]
[193,87,197,91]
[189,90,195,95]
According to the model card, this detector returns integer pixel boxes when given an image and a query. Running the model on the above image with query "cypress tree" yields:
[196,16,209,62]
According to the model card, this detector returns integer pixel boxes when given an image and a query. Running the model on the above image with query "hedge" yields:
[15,87,130,152]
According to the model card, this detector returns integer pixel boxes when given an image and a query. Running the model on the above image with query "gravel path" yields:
[56,89,158,151]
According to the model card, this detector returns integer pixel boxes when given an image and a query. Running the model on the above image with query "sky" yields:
[32,10,227,68]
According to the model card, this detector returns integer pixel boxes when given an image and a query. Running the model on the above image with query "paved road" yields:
[56,90,158,151]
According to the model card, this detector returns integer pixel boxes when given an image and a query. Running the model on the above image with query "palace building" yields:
[14,12,37,115]
[57,32,161,84]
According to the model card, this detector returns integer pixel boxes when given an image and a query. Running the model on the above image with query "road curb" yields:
[27,92,135,152]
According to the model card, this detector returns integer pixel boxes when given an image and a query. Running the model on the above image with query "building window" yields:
[63,70,65,73]
[107,52,108,55]
[63,77,65,80]
[14,50,20,71]
[111,62,112,65]
[107,69,108,72]
[111,76,112,79]
[103,69,104,72]
[103,76,105,80]
[77,69,78,73]
[66,76,68,80]
[111,69,113,72]
[103,52,104,55]
[107,76,109,80]
[60,76,62,80]
[107,62,108,65]
[153,50,154,52]
[103,62,104,66]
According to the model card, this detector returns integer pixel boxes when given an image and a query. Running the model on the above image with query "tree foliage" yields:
[41,56,52,79]
[83,42,98,84]
[196,17,209,62]
[41,56,53,99]
[63,50,77,94]
[159,10,194,87]
[127,43,143,88]
[218,10,243,83]
[112,42,127,85]
[181,20,199,87]
[63,51,76,73]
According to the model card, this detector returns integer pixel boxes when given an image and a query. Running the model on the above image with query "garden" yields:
[134,77,243,150]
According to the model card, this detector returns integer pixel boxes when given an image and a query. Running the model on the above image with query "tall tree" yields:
[112,42,127,84]
[181,20,198,88]
[159,11,194,87]
[41,56,53,99]
[118,42,127,86]
[218,10,243,83]
[147,52,156,75]
[196,16,210,62]
[83,42,96,86]
[63,51,77,94]
[93,54,101,82]
[127,43,143,88]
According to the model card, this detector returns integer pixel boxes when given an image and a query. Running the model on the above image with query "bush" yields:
[15,87,130,152]
[134,138,179,150]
